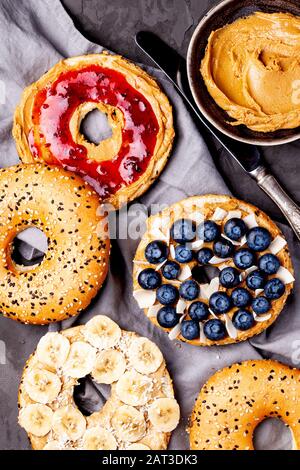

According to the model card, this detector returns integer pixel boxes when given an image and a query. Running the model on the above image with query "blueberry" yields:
[246,227,272,252]
[204,319,227,341]
[170,219,196,244]
[188,301,209,321]
[233,248,256,269]
[175,245,193,263]
[157,306,179,328]
[179,280,199,301]
[231,288,252,308]
[145,240,168,264]
[264,278,285,300]
[224,218,247,241]
[258,254,280,275]
[246,269,266,290]
[213,239,234,258]
[156,284,179,305]
[196,248,213,265]
[209,292,232,314]
[252,296,271,314]
[138,268,161,290]
[197,221,220,242]
[162,261,180,280]
[232,309,255,331]
[219,267,241,288]
[181,320,200,340]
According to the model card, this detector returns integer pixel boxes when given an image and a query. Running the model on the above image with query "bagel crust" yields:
[189,360,300,450]
[0,164,110,325]
[13,52,174,209]
[133,195,294,346]
[18,315,180,450]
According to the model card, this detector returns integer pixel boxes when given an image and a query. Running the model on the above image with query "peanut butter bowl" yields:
[187,0,300,145]
[13,52,174,209]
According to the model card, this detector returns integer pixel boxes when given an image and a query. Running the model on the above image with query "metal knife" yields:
[135,31,300,241]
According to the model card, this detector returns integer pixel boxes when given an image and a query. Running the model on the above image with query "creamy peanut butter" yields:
[201,12,300,132]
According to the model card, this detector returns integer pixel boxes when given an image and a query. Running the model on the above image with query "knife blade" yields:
[135,31,262,173]
[135,31,300,241]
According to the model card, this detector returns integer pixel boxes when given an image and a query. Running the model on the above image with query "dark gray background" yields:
[62,0,300,223]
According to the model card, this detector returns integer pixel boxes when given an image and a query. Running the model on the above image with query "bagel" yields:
[18,315,180,450]
[0,164,109,325]
[189,360,300,450]
[13,52,174,209]
[133,195,294,346]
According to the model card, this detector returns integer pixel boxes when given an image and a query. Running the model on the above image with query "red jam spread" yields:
[30,66,159,197]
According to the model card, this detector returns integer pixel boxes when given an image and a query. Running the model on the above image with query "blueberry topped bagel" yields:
[133,195,294,346]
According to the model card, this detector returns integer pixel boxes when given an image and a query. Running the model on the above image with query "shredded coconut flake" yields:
[243,213,258,229]
[169,244,176,259]
[178,265,192,281]
[176,299,187,314]
[212,207,228,221]
[187,239,204,250]
[133,290,156,308]
[269,235,287,255]
[253,312,272,323]
[224,314,238,339]
[276,266,295,285]
[147,304,162,318]
[209,256,232,265]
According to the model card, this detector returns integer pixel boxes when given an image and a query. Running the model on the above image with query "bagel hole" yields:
[80,109,112,145]
[253,418,293,450]
[11,228,48,269]
[192,265,219,284]
[73,376,109,417]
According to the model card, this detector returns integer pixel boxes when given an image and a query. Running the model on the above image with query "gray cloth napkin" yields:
[0,0,299,450]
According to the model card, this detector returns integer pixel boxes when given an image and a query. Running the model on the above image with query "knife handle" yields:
[250,166,300,241]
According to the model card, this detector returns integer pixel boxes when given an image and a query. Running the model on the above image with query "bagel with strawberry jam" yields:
[13,52,174,209]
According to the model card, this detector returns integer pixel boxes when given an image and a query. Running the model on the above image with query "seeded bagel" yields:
[133,195,294,346]
[189,360,300,450]
[0,164,110,324]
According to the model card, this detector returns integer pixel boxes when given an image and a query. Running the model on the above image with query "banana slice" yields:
[83,315,121,350]
[52,405,86,442]
[111,405,146,442]
[19,404,53,437]
[36,332,70,370]
[148,398,180,432]
[129,338,163,375]
[23,368,61,404]
[63,341,96,378]
[92,349,126,384]
[82,427,117,450]
[126,443,151,450]
[116,370,153,406]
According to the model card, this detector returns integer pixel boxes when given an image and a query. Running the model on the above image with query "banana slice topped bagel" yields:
[18,315,180,450]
